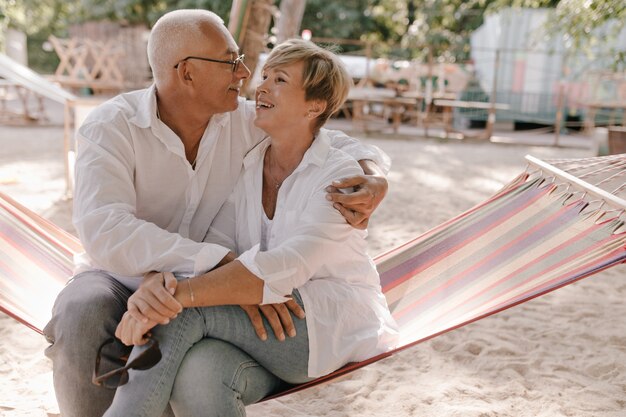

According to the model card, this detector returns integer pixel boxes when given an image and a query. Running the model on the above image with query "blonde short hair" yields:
[148,10,224,85]
[264,39,352,131]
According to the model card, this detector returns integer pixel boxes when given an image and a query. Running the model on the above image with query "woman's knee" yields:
[170,339,281,416]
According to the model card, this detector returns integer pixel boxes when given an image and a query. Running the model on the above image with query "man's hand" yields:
[326,173,388,229]
[127,271,182,325]
[115,311,157,346]
[240,300,305,341]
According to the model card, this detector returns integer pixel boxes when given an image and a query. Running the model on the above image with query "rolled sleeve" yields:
[237,245,293,304]
[193,244,230,276]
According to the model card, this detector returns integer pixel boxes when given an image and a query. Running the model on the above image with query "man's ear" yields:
[175,61,193,83]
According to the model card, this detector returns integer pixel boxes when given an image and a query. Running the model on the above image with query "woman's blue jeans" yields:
[104,291,313,417]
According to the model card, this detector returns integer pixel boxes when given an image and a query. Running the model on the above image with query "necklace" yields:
[266,147,283,190]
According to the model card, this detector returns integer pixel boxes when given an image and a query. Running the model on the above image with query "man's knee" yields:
[44,271,130,348]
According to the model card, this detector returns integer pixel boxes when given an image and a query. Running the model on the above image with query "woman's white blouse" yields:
[205,132,399,377]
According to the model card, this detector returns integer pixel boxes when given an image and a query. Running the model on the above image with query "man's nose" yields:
[237,61,251,79]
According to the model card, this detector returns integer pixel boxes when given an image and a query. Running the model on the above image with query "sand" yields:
[0,106,625,416]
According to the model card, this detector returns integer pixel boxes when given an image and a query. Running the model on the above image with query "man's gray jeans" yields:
[43,270,291,417]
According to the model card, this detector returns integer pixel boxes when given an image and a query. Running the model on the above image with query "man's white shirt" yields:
[73,85,391,290]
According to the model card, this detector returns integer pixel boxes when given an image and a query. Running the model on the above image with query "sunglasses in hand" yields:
[92,337,162,389]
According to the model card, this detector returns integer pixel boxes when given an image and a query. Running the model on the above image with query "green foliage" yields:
[548,0,625,68]
[2,0,233,32]
[27,33,60,73]
[300,0,397,51]
[1,0,76,35]
[402,0,493,61]
[486,0,559,10]
[299,0,555,61]
[1,0,75,70]
[487,0,625,68]
[4,0,624,70]
[1,0,233,71]
[75,0,232,28]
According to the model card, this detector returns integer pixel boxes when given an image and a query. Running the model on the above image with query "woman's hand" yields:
[325,173,388,229]
[240,300,305,341]
[115,311,157,346]
[127,271,182,325]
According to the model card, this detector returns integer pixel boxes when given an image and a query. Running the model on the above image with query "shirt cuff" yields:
[262,283,291,304]
[193,243,230,276]
[237,245,291,305]
[356,145,391,175]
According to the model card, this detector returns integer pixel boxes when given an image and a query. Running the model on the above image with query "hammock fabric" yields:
[1,155,625,400]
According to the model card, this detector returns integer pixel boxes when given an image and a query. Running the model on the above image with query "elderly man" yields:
[43,9,389,417]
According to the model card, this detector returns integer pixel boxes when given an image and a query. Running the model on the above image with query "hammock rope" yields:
[534,154,626,203]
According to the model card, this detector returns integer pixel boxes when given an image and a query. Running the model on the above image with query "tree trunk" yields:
[276,0,307,43]
[229,0,276,97]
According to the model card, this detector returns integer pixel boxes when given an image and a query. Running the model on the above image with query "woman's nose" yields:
[257,79,269,93]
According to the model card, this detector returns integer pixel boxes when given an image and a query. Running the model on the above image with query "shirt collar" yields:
[129,84,158,129]
[128,84,233,130]
[297,129,331,171]
[243,129,331,171]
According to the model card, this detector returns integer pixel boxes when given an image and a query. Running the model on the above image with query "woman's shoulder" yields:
[298,147,361,197]
[322,145,363,178]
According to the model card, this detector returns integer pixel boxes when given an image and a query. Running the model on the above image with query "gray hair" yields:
[148,9,224,85]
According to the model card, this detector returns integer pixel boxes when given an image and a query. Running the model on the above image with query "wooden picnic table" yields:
[584,101,626,133]
[0,79,47,123]
[344,87,510,140]
[433,99,510,139]
[346,87,416,133]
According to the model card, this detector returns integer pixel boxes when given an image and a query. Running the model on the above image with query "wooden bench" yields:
[345,87,420,133]
[0,79,47,124]
[432,99,510,140]
[48,35,126,94]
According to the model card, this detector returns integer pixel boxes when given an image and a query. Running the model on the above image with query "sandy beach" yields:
[0,102,624,416]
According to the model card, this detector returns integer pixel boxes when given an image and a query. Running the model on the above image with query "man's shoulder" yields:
[82,88,149,127]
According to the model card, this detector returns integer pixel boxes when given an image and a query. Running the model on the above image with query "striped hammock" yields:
[1,154,625,398]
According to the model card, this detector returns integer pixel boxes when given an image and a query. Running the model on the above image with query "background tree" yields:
[74,0,232,27]
[4,0,624,74]
[547,0,625,68]
[1,0,78,71]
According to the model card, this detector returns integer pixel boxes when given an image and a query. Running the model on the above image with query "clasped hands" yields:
[116,271,304,346]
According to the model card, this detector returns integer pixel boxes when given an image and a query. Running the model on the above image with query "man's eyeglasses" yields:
[92,337,162,389]
[174,54,246,73]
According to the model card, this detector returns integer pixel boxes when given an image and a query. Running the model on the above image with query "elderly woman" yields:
[103,39,398,417]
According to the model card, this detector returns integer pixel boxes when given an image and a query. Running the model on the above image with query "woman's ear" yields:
[307,100,327,119]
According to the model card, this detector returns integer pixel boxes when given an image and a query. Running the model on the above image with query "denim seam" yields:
[228,360,260,417]
[136,309,194,417]
[228,359,260,392]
